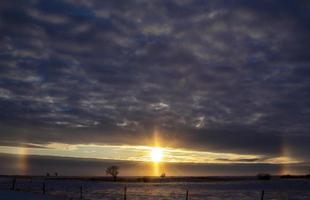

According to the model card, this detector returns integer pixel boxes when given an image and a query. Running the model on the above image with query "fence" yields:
[0,177,274,200]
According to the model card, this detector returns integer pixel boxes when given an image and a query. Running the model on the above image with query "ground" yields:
[0,191,64,200]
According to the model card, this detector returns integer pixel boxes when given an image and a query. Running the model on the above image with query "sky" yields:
[0,0,310,176]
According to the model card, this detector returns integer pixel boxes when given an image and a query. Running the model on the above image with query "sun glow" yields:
[151,147,163,162]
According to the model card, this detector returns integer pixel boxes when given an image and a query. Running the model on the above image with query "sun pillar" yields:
[151,129,163,176]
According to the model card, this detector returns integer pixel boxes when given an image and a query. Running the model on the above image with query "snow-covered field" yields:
[1,177,310,200]
[0,191,65,200]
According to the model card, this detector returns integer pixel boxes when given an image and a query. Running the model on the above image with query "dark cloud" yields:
[0,0,310,162]
[215,158,262,163]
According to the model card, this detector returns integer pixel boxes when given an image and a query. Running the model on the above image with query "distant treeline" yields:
[280,174,310,179]
[257,173,310,180]
[1,174,309,183]
[0,175,254,183]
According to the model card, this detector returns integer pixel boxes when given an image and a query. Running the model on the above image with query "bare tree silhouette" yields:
[106,166,119,181]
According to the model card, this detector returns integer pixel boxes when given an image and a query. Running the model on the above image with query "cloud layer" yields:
[0,0,310,163]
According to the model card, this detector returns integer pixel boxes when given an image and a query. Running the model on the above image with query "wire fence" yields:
[0,177,308,200]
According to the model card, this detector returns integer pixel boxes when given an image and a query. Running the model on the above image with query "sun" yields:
[151,147,163,162]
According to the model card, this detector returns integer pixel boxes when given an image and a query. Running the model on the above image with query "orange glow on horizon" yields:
[0,142,301,166]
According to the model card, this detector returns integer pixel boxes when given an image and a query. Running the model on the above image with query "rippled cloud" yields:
[0,0,310,164]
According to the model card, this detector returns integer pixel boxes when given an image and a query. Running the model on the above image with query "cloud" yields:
[0,0,310,164]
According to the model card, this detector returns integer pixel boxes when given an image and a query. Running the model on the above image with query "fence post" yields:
[11,178,16,191]
[42,182,46,194]
[124,186,127,200]
[261,190,264,200]
[80,185,83,200]
[186,189,189,200]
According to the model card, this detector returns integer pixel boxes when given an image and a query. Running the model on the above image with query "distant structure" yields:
[160,173,166,178]
[257,173,271,180]
[46,172,50,177]
[106,166,119,181]
[54,172,58,176]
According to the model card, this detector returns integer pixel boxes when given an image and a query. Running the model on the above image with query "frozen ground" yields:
[0,191,64,200]
[0,177,310,200]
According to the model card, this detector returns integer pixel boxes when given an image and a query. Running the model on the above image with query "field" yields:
[1,176,310,200]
